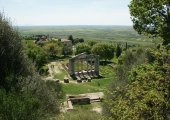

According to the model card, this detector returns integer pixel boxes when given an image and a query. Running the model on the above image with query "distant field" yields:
[18,25,159,45]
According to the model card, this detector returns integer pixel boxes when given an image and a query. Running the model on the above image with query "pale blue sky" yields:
[0,0,132,26]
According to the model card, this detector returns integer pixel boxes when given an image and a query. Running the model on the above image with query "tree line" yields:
[75,41,123,61]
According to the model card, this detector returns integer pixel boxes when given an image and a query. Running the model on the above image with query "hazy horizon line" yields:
[16,24,133,27]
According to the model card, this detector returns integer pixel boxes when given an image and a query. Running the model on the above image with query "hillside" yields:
[18,25,157,45]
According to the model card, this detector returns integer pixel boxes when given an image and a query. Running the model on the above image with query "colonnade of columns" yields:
[68,55,99,76]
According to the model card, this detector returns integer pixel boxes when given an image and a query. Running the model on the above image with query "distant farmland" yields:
[18,25,159,45]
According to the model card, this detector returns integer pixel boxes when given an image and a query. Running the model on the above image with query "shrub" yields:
[75,43,91,55]
[0,89,42,120]
[0,12,63,120]
[43,40,63,57]
[92,43,115,61]
[104,47,170,119]
[25,42,48,70]
[0,13,33,91]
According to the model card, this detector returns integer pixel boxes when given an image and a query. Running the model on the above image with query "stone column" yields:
[94,55,99,75]
[78,60,80,73]
[68,58,74,75]
[90,57,93,71]
[81,59,83,72]
[86,59,89,71]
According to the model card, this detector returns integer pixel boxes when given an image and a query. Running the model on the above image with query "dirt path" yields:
[43,61,62,81]
[48,62,62,76]
[43,61,77,84]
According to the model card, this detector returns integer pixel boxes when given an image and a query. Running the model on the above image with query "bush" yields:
[92,43,115,61]
[25,42,48,70]
[39,65,49,75]
[104,47,170,119]
[0,89,42,120]
[75,43,91,55]
[43,40,63,57]
[116,44,122,58]
[0,13,33,91]
[87,40,97,46]
[0,13,64,120]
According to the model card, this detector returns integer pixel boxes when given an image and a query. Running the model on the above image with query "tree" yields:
[91,43,115,61]
[75,43,91,55]
[68,35,74,43]
[73,38,80,44]
[87,40,97,46]
[0,13,34,91]
[73,38,85,45]
[25,42,48,70]
[116,45,122,58]
[125,42,128,50]
[129,0,170,45]
[43,40,63,57]
[104,47,170,119]
[105,63,170,119]
[0,13,63,119]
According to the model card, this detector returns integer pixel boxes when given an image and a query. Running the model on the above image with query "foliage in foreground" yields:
[104,47,170,119]
[0,89,42,120]
[0,13,63,120]
[129,0,170,45]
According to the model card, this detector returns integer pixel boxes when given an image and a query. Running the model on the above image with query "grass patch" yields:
[55,108,103,120]
[73,102,102,110]
[99,64,115,77]
[87,77,113,89]
[62,77,114,95]
[54,69,67,80]
[62,83,101,95]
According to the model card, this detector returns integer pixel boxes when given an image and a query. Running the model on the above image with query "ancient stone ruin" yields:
[65,92,104,111]
[67,53,100,81]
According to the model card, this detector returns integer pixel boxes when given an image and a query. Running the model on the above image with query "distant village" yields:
[32,34,84,55]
